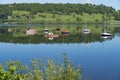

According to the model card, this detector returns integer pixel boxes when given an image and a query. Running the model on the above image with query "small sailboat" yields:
[100,22,112,36]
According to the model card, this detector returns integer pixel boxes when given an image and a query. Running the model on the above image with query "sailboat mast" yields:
[29,15,31,28]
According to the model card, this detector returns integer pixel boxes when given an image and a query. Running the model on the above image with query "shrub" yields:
[0,53,82,80]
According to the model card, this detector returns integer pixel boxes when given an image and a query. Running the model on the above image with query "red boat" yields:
[61,30,70,36]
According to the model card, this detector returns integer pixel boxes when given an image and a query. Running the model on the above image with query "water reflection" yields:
[0,24,119,44]
[100,36,112,40]
[0,32,114,44]
[0,24,120,80]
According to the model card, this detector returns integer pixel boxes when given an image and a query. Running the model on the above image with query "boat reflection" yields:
[100,36,112,40]
[48,37,54,40]
[44,32,59,40]
[0,25,117,44]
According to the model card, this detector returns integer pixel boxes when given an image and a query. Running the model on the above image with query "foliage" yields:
[0,3,119,23]
[114,10,120,20]
[0,53,82,80]
[0,5,12,19]
[10,3,116,16]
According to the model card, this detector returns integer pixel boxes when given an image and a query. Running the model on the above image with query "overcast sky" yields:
[0,0,120,10]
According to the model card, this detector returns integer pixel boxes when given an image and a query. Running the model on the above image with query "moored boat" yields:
[44,28,49,33]
[83,29,90,34]
[26,28,36,35]
[61,30,70,36]
[100,32,112,36]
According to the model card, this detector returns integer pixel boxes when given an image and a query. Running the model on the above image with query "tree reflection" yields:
[0,25,118,44]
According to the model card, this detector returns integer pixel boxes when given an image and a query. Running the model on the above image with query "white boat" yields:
[101,21,112,36]
[83,29,90,34]
[44,28,49,33]
[100,32,112,36]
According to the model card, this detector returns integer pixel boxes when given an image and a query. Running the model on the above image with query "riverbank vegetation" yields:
[0,3,120,24]
[0,53,82,80]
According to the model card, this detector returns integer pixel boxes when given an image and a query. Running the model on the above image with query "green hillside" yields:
[0,3,120,24]
[5,10,115,24]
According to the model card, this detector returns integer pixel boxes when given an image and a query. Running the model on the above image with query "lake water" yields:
[0,24,120,80]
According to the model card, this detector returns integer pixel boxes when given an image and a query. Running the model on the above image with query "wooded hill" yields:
[0,3,120,24]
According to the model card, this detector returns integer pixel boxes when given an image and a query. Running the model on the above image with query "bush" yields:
[0,53,82,80]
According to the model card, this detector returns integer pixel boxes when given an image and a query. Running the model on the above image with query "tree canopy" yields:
[0,3,120,21]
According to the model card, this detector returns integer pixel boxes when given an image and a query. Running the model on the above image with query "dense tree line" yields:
[0,4,12,19]
[11,3,116,15]
[0,3,120,20]
[114,10,120,20]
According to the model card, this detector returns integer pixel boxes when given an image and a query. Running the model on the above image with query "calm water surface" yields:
[0,25,120,80]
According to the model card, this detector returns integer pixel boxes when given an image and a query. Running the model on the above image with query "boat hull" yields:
[100,32,112,36]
